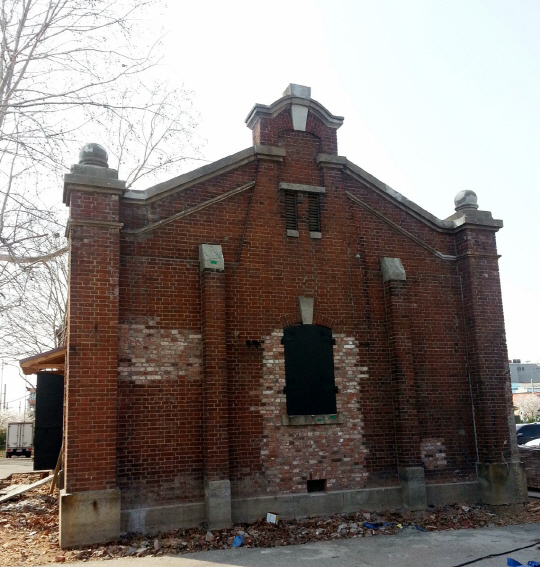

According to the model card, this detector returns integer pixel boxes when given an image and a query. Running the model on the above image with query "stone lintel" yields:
[205,480,232,529]
[298,296,314,324]
[60,489,120,548]
[380,257,406,283]
[279,182,325,194]
[399,467,427,511]
[199,244,224,272]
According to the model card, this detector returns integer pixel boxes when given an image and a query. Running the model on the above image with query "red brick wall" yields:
[519,448,540,489]
[65,101,510,508]
[65,192,120,493]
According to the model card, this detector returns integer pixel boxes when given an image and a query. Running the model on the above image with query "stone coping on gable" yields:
[122,145,285,204]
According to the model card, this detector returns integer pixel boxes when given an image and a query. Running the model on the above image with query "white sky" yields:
[3,0,539,405]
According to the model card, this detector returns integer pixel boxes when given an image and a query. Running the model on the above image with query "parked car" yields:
[516,423,540,445]
[524,438,540,448]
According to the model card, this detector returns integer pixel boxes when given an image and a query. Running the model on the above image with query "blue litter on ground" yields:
[507,559,540,566]
[232,535,244,547]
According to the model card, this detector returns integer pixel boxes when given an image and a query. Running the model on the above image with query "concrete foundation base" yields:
[477,461,528,506]
[205,479,232,529]
[399,467,427,511]
[119,481,481,534]
[60,489,120,548]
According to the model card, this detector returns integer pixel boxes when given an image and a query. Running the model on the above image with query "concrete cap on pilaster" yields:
[380,257,406,283]
[445,190,503,230]
[199,244,224,272]
[63,143,126,205]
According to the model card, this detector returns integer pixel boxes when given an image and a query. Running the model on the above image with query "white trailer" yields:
[6,422,33,458]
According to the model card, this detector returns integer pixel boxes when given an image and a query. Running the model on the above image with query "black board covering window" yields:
[281,324,337,415]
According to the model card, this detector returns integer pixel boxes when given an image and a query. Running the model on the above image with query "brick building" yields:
[58,84,526,547]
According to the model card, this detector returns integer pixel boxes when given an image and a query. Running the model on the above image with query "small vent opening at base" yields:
[307,479,326,492]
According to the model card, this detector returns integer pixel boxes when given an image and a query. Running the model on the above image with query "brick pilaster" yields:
[381,257,426,510]
[454,221,527,504]
[383,279,421,468]
[60,153,124,548]
[199,244,231,528]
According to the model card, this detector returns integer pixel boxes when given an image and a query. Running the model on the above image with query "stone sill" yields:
[287,229,299,238]
[281,413,344,426]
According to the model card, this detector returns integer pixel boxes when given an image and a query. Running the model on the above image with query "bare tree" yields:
[515,395,540,423]
[0,0,199,360]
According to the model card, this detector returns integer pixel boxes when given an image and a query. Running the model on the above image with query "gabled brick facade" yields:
[60,85,526,547]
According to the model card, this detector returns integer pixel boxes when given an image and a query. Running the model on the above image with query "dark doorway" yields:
[34,373,64,471]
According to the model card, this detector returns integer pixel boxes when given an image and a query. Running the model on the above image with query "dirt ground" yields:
[2,473,540,566]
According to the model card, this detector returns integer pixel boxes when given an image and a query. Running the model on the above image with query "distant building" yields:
[510,360,540,393]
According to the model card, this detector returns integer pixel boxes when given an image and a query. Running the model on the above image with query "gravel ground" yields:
[2,474,540,566]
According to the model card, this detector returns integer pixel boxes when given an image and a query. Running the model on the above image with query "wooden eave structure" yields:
[19,346,66,376]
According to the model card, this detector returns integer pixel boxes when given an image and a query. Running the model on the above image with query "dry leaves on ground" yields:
[2,473,540,566]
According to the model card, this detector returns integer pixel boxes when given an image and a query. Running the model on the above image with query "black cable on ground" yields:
[451,540,540,567]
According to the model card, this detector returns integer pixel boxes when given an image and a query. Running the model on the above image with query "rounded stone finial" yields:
[79,143,108,167]
[454,190,478,211]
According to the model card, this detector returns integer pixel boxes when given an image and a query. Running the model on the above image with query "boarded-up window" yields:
[281,324,337,415]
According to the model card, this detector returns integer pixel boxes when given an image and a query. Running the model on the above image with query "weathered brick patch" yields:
[260,330,368,494]
[118,321,202,383]
[421,438,447,470]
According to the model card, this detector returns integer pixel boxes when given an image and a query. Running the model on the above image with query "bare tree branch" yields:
[0,0,200,362]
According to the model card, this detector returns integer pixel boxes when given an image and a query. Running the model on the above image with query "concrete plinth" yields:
[477,462,528,506]
[399,467,427,511]
[205,480,232,529]
[60,489,120,548]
